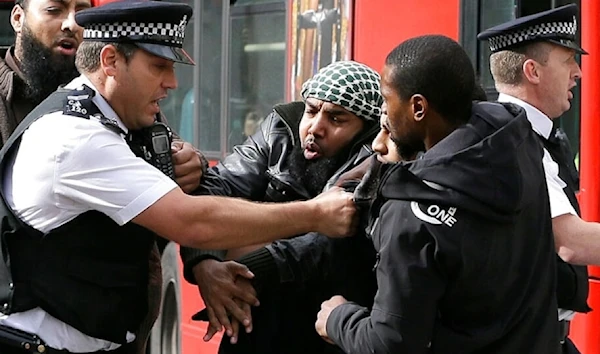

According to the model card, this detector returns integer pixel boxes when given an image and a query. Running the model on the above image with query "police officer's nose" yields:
[163,69,178,90]
[573,63,583,81]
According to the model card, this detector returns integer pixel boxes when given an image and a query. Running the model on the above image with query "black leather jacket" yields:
[180,101,378,280]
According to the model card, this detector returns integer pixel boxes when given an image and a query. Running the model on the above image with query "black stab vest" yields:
[0,86,156,343]
[542,129,591,313]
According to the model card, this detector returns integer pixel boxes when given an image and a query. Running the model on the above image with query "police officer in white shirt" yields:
[0,2,357,353]
[479,4,590,354]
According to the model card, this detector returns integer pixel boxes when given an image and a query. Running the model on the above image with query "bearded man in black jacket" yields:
[315,35,558,354]
[180,60,383,353]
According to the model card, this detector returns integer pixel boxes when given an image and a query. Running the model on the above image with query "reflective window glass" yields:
[161,0,196,147]
[0,8,13,48]
[227,3,286,151]
[192,0,224,152]
[477,0,516,90]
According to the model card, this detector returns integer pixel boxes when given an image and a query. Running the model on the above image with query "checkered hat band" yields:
[84,22,184,45]
[301,61,383,122]
[489,18,576,52]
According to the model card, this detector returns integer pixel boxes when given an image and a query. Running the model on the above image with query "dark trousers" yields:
[0,342,28,354]
[562,338,582,354]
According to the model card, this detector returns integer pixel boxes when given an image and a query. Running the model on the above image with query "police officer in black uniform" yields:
[0,1,357,353]
[479,4,590,353]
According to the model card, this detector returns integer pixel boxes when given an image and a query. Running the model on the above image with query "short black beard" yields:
[18,25,79,105]
[391,135,425,161]
[288,143,351,198]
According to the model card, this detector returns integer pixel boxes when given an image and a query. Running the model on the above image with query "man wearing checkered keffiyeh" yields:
[181,60,384,354]
[301,61,383,123]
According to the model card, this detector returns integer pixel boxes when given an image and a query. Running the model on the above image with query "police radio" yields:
[128,121,176,180]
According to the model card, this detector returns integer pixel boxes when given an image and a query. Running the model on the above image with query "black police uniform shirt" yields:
[498,92,577,322]
[0,75,177,352]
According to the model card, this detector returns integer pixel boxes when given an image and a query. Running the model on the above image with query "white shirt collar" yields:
[64,75,129,134]
[497,93,553,139]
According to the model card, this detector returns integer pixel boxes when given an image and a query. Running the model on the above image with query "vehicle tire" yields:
[148,242,182,354]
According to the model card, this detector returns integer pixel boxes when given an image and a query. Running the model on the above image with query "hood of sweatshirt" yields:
[379,101,541,221]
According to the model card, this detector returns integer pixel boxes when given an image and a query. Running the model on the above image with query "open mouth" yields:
[57,39,77,55]
[151,96,167,114]
[151,100,161,114]
[303,142,321,160]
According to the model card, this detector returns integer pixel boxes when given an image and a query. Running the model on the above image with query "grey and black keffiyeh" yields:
[301,61,383,121]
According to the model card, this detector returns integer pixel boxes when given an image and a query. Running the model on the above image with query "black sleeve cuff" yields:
[180,247,227,285]
[236,247,279,293]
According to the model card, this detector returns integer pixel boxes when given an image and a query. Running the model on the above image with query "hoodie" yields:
[327,101,558,354]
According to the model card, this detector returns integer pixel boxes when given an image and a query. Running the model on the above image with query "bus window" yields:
[1,5,14,49]
[461,0,516,99]
[476,0,516,94]
[227,0,286,151]
[290,0,353,101]
[192,0,223,154]
[160,0,196,147]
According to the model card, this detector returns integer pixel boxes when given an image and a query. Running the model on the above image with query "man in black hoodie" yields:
[315,35,558,354]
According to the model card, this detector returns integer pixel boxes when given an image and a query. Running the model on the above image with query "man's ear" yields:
[10,4,24,34]
[411,94,427,122]
[100,45,119,77]
[522,59,541,85]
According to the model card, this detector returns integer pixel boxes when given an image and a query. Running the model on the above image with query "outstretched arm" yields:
[134,185,357,250]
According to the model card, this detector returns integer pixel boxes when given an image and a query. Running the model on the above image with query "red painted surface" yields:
[180,255,222,354]
[570,1,600,353]
[352,0,460,71]
[92,0,118,6]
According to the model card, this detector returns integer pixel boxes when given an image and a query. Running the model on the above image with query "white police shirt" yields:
[498,93,577,321]
[0,75,177,352]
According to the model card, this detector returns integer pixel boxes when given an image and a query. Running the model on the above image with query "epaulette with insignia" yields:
[62,85,125,136]
[63,85,98,119]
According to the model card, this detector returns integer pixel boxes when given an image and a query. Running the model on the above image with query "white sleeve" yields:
[542,148,577,218]
[54,122,177,225]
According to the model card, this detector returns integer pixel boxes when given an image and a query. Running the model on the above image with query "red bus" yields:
[2,0,600,353]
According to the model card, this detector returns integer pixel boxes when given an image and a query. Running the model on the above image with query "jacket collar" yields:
[3,47,25,81]
[0,47,19,104]
[497,93,552,139]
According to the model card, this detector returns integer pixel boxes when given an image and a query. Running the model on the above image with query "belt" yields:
[559,319,571,345]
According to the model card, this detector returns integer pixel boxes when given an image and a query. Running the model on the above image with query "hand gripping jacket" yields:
[0,86,156,344]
